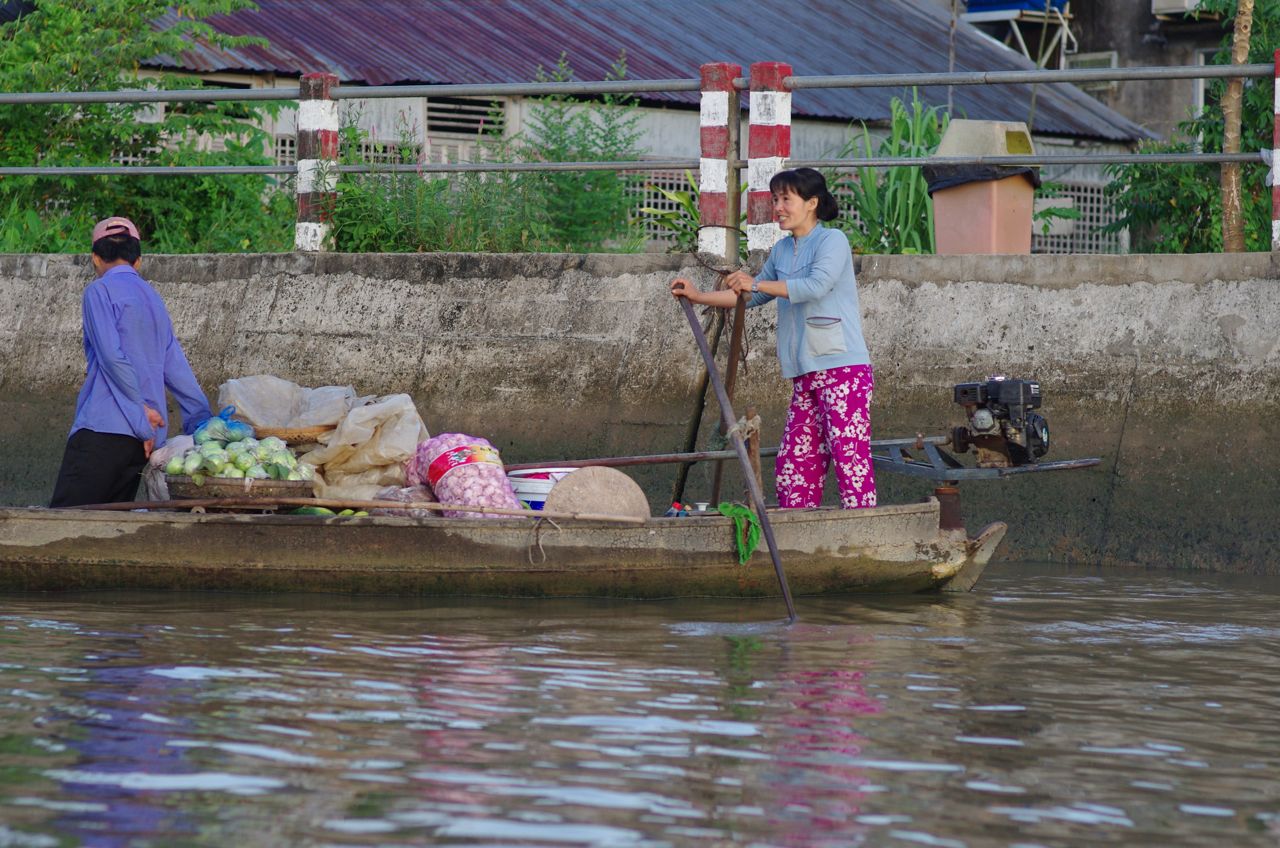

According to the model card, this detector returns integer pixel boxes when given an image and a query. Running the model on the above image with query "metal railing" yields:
[0,61,1275,248]
[1,63,1273,177]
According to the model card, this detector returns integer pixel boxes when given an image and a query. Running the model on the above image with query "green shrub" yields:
[1104,0,1276,253]
[0,0,293,253]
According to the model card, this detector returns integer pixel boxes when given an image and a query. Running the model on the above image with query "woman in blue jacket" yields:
[671,168,876,509]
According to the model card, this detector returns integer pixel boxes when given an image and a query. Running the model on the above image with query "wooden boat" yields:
[0,499,1005,597]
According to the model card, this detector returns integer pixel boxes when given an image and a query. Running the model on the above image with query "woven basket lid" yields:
[542,467,651,519]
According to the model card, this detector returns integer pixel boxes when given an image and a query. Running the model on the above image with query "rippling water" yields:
[0,563,1277,847]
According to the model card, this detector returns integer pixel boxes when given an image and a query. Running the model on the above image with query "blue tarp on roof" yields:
[966,0,1069,11]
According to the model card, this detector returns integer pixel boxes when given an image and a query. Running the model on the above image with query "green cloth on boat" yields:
[717,502,761,565]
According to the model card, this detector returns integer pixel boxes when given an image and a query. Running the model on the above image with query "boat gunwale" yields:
[0,499,943,530]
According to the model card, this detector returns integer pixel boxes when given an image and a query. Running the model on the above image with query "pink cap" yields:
[91,216,141,243]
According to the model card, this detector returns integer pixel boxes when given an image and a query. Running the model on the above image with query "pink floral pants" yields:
[775,365,877,509]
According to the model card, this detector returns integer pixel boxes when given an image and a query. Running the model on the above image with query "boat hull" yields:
[0,500,1005,597]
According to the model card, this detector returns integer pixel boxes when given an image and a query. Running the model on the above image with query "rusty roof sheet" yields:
[151,0,1149,142]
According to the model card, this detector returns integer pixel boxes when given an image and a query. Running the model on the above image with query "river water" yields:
[0,563,1276,847]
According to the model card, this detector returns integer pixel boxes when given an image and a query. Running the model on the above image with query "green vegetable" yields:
[182,453,204,476]
[164,456,185,475]
[290,506,336,516]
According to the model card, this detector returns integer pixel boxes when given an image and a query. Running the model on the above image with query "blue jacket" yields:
[747,224,871,379]
[70,264,210,448]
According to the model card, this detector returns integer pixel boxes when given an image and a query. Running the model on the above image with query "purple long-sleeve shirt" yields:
[70,264,210,448]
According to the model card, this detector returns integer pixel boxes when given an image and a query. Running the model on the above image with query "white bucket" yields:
[507,467,578,511]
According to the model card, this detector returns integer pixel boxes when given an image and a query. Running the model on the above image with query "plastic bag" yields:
[369,485,439,519]
[305,394,430,501]
[193,406,254,445]
[142,435,195,501]
[410,433,520,519]
[217,375,369,429]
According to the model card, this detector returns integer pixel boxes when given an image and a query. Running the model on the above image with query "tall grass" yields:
[831,91,947,255]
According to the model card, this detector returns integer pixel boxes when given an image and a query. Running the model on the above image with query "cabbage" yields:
[182,453,204,476]
[297,463,315,481]
[246,465,269,480]
[259,436,287,452]
[164,456,185,476]
[233,452,255,472]
[219,466,245,479]
[269,451,296,469]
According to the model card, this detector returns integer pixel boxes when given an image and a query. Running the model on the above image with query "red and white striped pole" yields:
[698,62,741,262]
[295,72,340,252]
[1272,50,1279,252]
[746,62,792,254]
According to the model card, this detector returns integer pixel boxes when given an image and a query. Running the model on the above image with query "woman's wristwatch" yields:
[750,279,760,293]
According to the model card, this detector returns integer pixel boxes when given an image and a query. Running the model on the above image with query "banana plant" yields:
[640,170,748,259]
[832,90,947,254]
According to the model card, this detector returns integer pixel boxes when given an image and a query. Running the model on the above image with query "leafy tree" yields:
[523,53,645,251]
[1104,0,1277,253]
[0,0,293,253]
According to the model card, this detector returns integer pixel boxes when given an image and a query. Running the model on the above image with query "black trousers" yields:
[50,429,147,508]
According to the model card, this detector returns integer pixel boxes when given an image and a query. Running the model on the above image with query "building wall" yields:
[1070,0,1225,140]
[3,250,1278,574]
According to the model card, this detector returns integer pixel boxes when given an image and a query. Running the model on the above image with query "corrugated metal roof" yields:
[152,0,1149,142]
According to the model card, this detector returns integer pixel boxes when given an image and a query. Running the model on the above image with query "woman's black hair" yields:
[768,167,839,222]
[92,235,141,263]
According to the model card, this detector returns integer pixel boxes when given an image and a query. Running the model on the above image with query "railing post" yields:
[698,62,742,261]
[746,62,792,254]
[1273,49,1279,252]
[295,72,340,252]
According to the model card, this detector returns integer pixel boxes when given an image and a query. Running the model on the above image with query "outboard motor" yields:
[951,376,1049,467]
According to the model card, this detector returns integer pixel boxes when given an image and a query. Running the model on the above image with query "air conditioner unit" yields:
[1153,0,1200,15]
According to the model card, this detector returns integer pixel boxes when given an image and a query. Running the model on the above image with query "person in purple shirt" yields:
[49,216,211,508]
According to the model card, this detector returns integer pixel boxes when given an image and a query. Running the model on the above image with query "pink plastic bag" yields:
[407,434,520,519]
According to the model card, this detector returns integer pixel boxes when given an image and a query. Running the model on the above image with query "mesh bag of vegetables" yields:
[410,433,520,519]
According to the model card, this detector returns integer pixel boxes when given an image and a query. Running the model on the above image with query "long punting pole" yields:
[679,297,797,623]
[70,497,647,525]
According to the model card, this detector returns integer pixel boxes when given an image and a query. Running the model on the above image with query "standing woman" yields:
[670,167,876,509]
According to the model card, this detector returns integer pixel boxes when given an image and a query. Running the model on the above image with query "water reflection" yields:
[0,565,1276,846]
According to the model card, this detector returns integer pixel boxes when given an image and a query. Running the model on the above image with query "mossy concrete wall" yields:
[2,251,1277,574]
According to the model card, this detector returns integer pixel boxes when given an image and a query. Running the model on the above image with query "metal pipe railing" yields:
[1,151,1264,178]
[0,63,1268,106]
[784,63,1275,90]
[2,57,1275,250]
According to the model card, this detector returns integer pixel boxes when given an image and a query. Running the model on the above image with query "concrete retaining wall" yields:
[2,251,1278,573]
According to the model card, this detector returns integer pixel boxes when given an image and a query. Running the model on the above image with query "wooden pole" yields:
[69,497,648,525]
[1221,0,1255,252]
[671,306,726,504]
[510,445,779,473]
[744,404,764,498]
[711,294,747,503]
[679,297,797,622]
